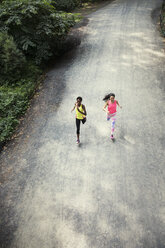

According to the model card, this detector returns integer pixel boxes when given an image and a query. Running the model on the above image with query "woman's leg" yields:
[111,115,116,136]
[107,113,111,121]
[76,118,81,141]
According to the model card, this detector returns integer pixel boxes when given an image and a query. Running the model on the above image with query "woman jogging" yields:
[103,92,122,140]
[71,96,87,144]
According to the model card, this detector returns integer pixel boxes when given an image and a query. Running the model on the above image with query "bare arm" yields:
[71,103,76,112]
[116,100,122,108]
[82,104,87,116]
[103,101,109,113]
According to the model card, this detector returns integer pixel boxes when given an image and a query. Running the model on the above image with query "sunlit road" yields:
[1,0,165,247]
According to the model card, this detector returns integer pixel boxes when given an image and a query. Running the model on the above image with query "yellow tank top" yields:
[76,104,85,120]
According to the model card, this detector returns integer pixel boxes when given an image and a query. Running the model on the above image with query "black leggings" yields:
[76,118,85,134]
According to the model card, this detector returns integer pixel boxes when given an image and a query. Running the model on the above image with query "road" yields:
[0,0,165,247]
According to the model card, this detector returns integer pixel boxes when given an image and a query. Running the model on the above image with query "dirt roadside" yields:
[73,0,115,16]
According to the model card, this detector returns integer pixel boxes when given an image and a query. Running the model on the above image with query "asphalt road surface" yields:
[1,0,165,247]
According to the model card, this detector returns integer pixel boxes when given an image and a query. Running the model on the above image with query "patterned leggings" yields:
[107,113,116,135]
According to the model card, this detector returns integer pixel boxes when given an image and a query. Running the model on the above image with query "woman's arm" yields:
[103,101,109,113]
[82,105,87,116]
[71,103,76,112]
[116,100,122,108]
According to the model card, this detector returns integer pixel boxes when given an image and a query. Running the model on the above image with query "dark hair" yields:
[103,93,115,101]
[77,96,82,101]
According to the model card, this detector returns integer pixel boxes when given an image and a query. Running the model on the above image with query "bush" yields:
[0,80,39,143]
[54,0,81,11]
[0,59,41,144]
[0,117,19,143]
[0,32,26,85]
[0,0,76,65]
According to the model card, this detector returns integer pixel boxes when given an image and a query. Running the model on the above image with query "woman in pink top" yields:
[103,93,122,140]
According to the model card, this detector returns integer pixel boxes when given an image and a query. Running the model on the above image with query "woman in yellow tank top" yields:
[71,96,87,144]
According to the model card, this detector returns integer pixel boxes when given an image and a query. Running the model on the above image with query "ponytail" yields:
[103,93,115,101]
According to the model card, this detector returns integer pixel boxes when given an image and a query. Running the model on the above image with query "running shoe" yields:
[76,140,80,144]
[110,135,114,140]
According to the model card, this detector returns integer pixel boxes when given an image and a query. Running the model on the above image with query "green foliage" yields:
[54,0,81,11]
[0,32,26,85]
[0,117,19,143]
[0,0,76,65]
[0,80,38,143]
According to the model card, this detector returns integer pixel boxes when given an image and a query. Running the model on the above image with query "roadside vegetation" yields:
[0,0,107,148]
[160,0,165,37]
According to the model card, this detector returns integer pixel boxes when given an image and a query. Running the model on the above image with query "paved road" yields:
[1,0,165,247]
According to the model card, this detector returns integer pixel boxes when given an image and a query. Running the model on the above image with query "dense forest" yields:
[0,0,164,147]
